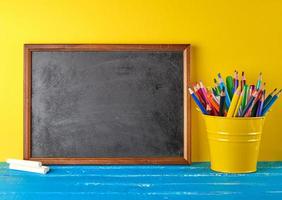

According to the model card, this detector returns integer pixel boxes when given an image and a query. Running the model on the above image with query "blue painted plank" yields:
[0,162,282,200]
[0,192,281,200]
[1,163,282,176]
[0,181,282,194]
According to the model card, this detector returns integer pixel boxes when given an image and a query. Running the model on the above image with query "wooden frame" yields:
[24,44,191,165]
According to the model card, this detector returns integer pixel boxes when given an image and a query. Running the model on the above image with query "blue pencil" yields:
[217,73,231,109]
[262,89,281,116]
[256,91,265,116]
[241,91,257,117]
[189,88,208,115]
[233,70,237,94]
[263,88,277,111]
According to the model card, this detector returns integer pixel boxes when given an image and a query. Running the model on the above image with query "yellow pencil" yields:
[233,87,244,117]
[227,87,241,117]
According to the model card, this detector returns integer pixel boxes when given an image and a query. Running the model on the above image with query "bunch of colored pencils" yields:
[189,71,281,117]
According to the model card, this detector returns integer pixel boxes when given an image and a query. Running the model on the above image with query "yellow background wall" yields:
[1,0,282,162]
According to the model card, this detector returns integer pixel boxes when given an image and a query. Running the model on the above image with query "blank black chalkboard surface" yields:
[24,44,191,164]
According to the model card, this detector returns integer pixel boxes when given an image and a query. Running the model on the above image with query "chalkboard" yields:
[24,44,191,164]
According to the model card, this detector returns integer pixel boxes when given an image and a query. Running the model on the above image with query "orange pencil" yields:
[207,93,220,113]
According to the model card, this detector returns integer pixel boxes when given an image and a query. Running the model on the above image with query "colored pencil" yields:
[254,89,263,103]
[256,91,265,116]
[196,83,207,106]
[206,104,212,115]
[226,76,234,99]
[241,91,258,117]
[212,88,217,96]
[213,78,221,95]
[241,71,246,88]
[247,85,254,102]
[211,93,220,104]
[241,85,249,110]
[264,88,277,110]
[247,90,261,116]
[206,87,220,115]
[233,70,237,92]
[189,88,208,114]
[262,89,282,116]
[188,70,280,118]
[193,85,206,106]
[218,73,231,109]
[250,90,262,115]
[235,71,239,90]
[251,102,259,117]
[207,93,220,113]
[219,87,226,116]
[227,87,241,117]
[247,88,260,117]
[256,72,262,90]
[234,87,244,117]
[245,108,252,117]
[200,81,213,108]
[262,82,266,90]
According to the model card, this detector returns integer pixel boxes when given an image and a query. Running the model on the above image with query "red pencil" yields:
[199,82,219,115]
[194,84,206,106]
[199,82,210,106]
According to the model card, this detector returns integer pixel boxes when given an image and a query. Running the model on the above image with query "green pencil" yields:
[241,85,249,110]
[256,72,262,90]
[226,76,234,100]
[213,78,221,94]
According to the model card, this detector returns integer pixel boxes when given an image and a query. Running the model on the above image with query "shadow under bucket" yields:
[202,115,265,173]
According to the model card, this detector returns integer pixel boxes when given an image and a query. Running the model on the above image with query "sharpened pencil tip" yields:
[199,81,204,88]
[188,88,194,94]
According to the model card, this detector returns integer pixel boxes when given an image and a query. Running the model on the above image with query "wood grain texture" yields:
[23,46,31,160]
[24,44,189,52]
[0,162,281,199]
[29,157,189,165]
[183,47,191,163]
[24,44,191,165]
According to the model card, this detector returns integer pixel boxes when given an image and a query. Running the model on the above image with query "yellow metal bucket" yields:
[202,115,265,173]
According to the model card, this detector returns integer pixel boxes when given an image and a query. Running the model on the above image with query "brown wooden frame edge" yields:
[29,157,189,165]
[24,44,191,165]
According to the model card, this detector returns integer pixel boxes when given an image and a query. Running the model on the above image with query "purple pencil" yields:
[256,91,265,116]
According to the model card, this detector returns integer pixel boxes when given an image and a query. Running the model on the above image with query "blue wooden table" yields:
[0,162,282,200]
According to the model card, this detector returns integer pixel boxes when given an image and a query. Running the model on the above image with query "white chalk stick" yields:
[9,164,49,174]
[6,159,42,168]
